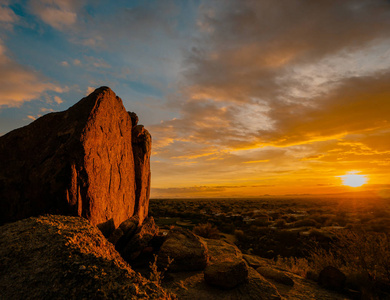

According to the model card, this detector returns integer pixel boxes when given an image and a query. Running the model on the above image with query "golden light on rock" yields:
[339,172,368,187]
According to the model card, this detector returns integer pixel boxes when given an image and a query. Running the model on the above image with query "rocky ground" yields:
[0,215,172,299]
[0,214,352,299]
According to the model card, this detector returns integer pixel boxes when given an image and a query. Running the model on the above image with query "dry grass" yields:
[276,229,390,297]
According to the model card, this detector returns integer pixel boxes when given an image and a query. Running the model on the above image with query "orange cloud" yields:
[0,40,66,107]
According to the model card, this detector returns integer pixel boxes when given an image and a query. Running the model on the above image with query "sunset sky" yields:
[1,0,389,198]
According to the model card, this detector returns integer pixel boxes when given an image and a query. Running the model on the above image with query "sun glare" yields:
[339,172,367,187]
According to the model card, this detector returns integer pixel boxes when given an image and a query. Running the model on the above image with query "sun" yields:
[339,171,368,187]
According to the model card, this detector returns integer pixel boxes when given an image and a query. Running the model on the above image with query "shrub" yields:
[291,218,318,228]
[274,229,390,297]
[274,219,287,228]
[308,230,390,295]
[149,254,173,284]
[274,255,311,278]
[192,223,220,239]
[234,229,246,242]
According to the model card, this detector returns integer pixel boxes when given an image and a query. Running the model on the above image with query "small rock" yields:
[318,266,346,290]
[204,260,249,289]
[97,218,115,238]
[108,227,124,245]
[120,217,158,262]
[113,216,140,249]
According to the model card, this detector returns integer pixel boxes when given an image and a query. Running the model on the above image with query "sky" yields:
[1,0,389,198]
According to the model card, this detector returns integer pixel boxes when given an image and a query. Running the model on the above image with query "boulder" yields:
[256,267,294,286]
[158,227,209,272]
[162,247,281,299]
[203,238,248,289]
[204,260,248,289]
[242,267,282,300]
[120,217,159,262]
[0,215,170,299]
[0,87,151,228]
[109,215,139,246]
[206,238,243,263]
[318,266,346,290]
[132,125,151,224]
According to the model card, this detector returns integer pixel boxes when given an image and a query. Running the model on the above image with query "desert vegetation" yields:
[150,196,390,298]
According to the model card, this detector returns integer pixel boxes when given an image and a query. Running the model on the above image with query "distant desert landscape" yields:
[1,1,390,299]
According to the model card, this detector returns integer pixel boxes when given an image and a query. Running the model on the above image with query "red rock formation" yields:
[132,125,151,223]
[0,87,150,228]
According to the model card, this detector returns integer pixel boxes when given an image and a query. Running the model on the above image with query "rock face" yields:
[132,125,151,223]
[0,87,151,228]
[0,215,171,299]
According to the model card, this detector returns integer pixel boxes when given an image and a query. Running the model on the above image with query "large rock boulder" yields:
[158,227,209,272]
[203,239,248,289]
[0,87,150,228]
[0,215,171,299]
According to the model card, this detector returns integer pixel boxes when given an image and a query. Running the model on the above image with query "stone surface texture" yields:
[203,238,248,289]
[132,125,151,223]
[0,87,150,228]
[158,226,209,272]
[256,266,294,286]
[0,215,171,299]
[120,217,158,262]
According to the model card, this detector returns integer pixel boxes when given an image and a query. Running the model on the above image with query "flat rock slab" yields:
[257,266,294,286]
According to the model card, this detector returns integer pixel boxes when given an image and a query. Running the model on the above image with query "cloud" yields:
[85,86,95,95]
[153,0,390,152]
[146,0,390,196]
[0,39,65,107]
[0,1,18,23]
[53,96,63,104]
[29,0,84,30]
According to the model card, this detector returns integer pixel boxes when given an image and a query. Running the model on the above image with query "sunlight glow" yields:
[339,172,368,187]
